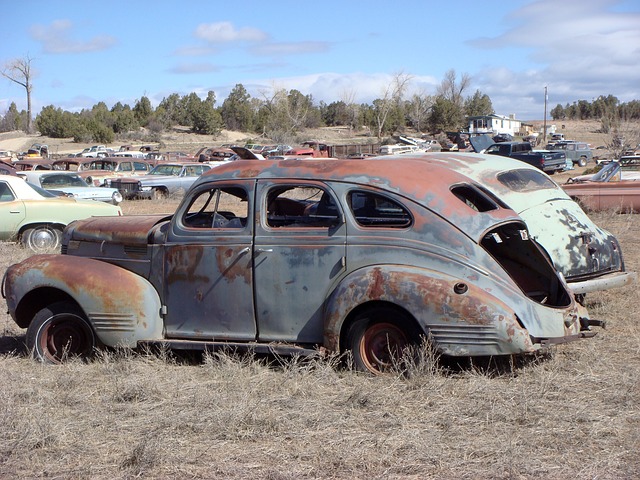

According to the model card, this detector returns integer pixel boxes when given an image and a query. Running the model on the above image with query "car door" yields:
[162,180,256,341]
[0,180,25,240]
[253,180,346,344]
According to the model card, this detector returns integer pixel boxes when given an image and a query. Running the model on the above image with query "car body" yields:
[13,158,53,171]
[108,162,213,199]
[19,171,123,205]
[471,135,567,174]
[415,152,635,295]
[0,160,17,176]
[2,157,600,370]
[0,175,122,252]
[563,160,640,212]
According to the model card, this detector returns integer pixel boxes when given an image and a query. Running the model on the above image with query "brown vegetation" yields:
[1,195,639,478]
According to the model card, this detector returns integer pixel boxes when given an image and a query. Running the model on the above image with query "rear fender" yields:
[3,254,163,347]
[323,265,533,356]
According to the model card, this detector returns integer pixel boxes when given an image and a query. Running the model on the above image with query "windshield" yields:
[40,173,87,188]
[150,165,182,176]
[26,182,59,198]
[497,169,557,192]
[592,162,619,182]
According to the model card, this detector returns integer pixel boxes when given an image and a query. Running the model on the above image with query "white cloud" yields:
[194,22,267,43]
[250,41,331,57]
[30,20,116,54]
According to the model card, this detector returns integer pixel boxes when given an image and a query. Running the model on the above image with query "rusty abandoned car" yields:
[2,157,603,373]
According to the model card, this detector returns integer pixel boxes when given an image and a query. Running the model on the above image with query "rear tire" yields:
[346,307,417,374]
[21,226,62,252]
[577,156,587,167]
[26,301,96,364]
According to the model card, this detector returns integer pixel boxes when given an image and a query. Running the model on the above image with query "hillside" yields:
[0,120,628,159]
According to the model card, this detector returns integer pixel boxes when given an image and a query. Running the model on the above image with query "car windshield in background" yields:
[496,169,557,192]
[592,162,619,182]
[151,165,183,176]
[40,174,87,189]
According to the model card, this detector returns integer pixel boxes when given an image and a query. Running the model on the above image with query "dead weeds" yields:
[0,210,638,479]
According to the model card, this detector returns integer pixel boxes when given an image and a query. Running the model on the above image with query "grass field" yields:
[1,185,639,479]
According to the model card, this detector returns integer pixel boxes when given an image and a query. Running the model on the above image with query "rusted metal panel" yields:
[3,254,163,347]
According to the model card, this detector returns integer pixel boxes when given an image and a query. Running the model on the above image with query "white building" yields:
[467,114,523,136]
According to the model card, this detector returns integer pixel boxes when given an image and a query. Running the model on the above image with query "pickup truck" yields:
[470,135,566,174]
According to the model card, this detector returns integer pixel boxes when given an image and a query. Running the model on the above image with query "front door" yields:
[162,181,256,341]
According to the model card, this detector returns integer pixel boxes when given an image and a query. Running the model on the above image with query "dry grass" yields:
[1,202,639,479]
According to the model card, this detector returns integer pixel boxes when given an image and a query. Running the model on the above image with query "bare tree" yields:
[373,72,413,139]
[436,69,471,107]
[606,121,640,159]
[1,55,34,133]
[340,88,360,132]
[406,92,434,133]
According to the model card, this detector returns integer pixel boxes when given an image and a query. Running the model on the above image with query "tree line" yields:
[1,64,496,144]
[550,95,640,133]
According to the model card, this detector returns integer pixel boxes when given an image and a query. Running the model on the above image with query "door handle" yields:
[255,248,273,253]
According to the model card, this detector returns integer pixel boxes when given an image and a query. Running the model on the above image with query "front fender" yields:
[323,265,533,356]
[3,254,163,347]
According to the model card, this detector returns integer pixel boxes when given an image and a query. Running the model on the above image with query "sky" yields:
[1,0,639,122]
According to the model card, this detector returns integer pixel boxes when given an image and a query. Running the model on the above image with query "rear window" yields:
[497,169,557,192]
[348,191,412,228]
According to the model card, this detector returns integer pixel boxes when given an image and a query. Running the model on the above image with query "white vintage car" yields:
[20,171,123,205]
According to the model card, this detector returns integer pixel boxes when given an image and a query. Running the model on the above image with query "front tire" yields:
[21,226,63,252]
[577,156,587,167]
[26,301,96,364]
[346,307,417,374]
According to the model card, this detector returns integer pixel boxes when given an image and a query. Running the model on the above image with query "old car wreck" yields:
[2,157,604,373]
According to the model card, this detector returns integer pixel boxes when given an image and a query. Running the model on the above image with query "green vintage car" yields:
[0,175,122,252]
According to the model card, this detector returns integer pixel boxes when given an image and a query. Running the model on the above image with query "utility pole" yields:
[542,86,548,144]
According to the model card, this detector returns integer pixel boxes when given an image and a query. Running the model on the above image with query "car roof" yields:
[196,155,523,242]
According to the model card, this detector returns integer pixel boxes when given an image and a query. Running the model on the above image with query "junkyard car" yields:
[2,158,601,370]
[80,158,153,186]
[417,152,635,295]
[20,171,123,205]
[563,160,640,212]
[107,162,212,199]
[0,175,122,252]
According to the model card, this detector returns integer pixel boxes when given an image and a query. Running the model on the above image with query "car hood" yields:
[469,134,495,153]
[64,215,170,245]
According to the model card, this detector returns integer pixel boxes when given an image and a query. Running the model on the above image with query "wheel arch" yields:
[4,254,164,347]
[18,222,66,237]
[337,300,423,353]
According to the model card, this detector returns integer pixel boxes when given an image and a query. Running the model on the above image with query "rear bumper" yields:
[568,270,637,294]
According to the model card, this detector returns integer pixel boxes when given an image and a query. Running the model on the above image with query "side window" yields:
[348,191,412,228]
[0,181,16,202]
[133,162,149,172]
[266,186,340,228]
[182,186,248,229]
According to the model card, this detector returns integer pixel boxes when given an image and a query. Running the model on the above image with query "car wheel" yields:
[152,188,168,200]
[346,307,417,374]
[578,157,587,167]
[26,301,96,364]
[21,226,63,252]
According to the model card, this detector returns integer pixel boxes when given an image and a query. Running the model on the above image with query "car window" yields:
[497,169,557,192]
[0,181,16,202]
[40,174,86,188]
[266,185,341,228]
[347,190,412,227]
[133,162,149,172]
[182,186,248,229]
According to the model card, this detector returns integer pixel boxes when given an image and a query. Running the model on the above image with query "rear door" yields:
[253,181,346,344]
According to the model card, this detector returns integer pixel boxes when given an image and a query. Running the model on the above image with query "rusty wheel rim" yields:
[359,322,409,374]
[38,314,94,364]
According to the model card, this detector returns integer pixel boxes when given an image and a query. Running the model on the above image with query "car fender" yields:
[3,254,163,347]
[323,264,533,356]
